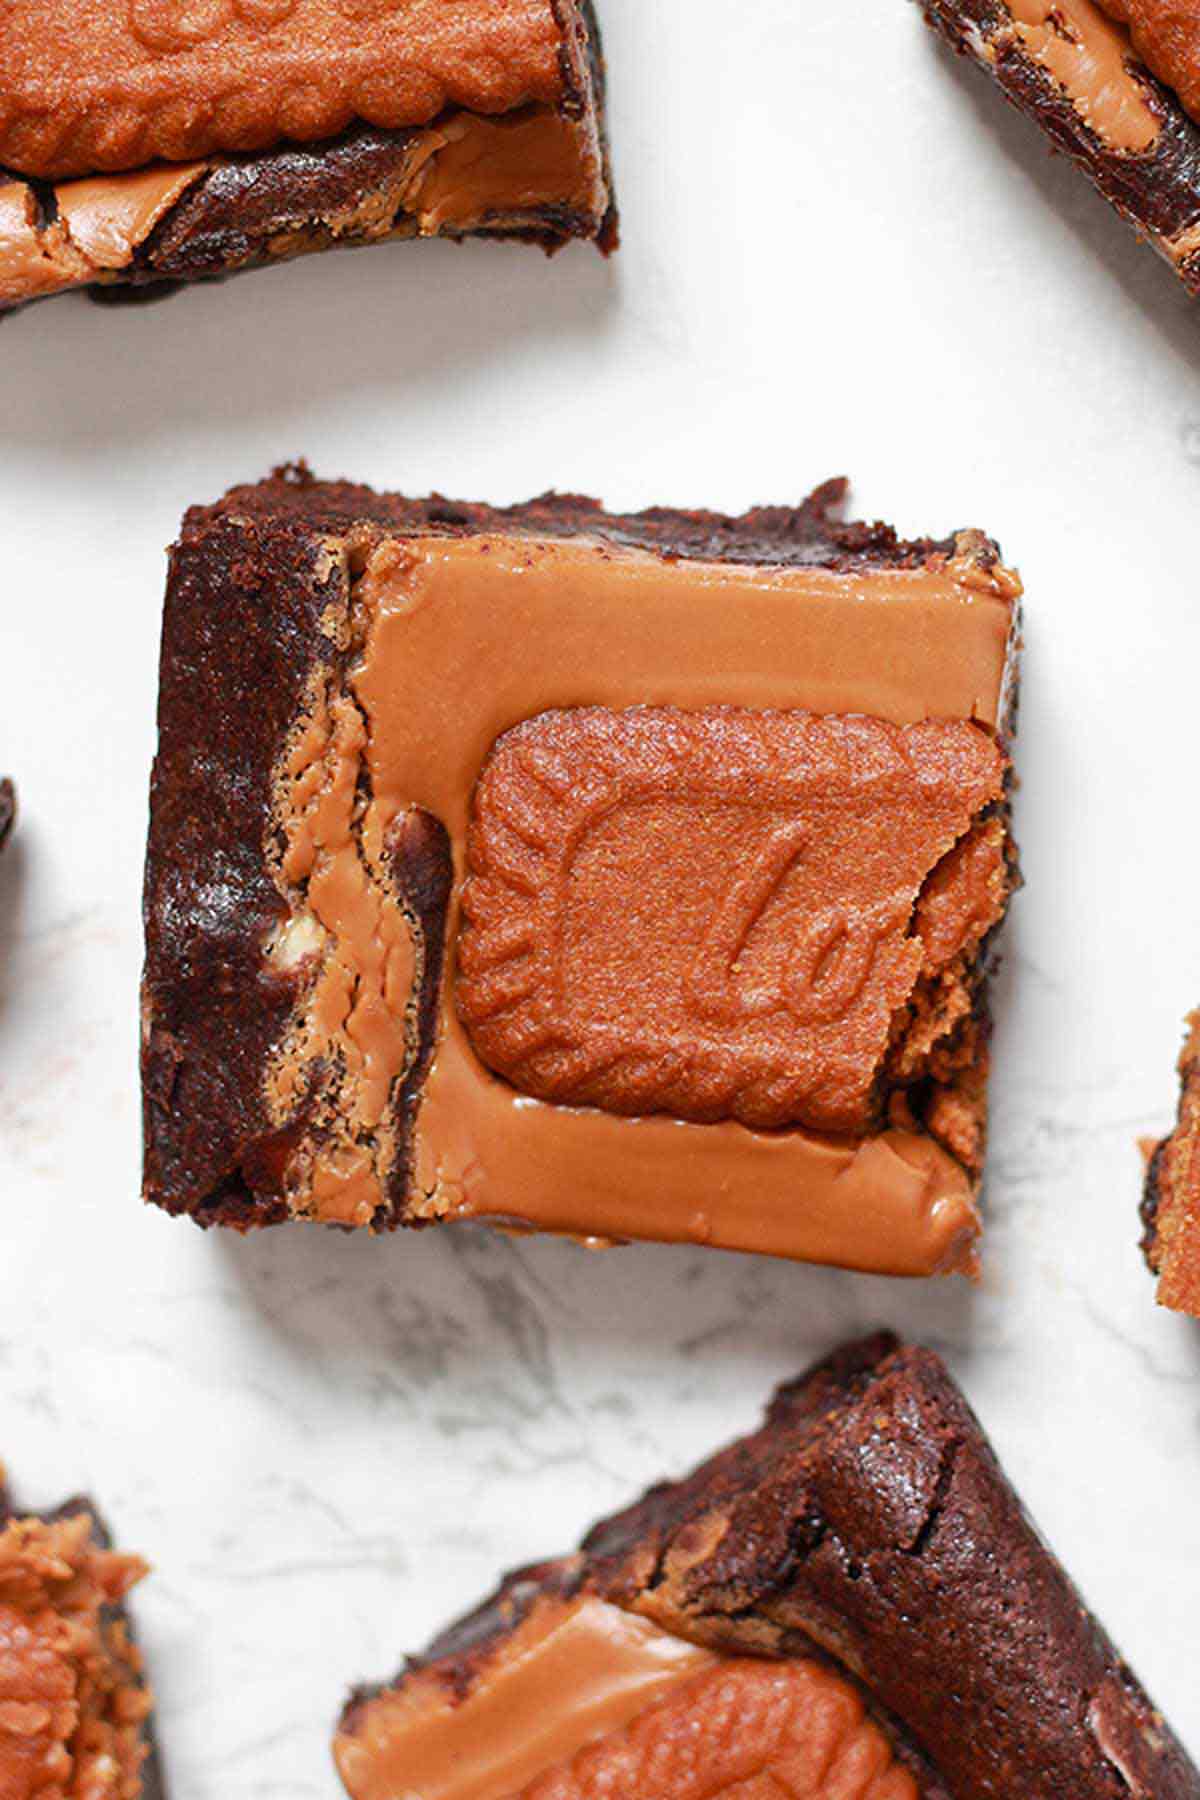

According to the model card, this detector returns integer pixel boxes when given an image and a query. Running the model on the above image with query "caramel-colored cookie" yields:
[0,1509,152,1800]
[1099,0,1200,122]
[514,1660,916,1800]
[0,0,566,180]
[458,707,1006,1136]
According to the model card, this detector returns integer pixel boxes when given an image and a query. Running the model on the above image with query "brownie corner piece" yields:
[917,0,1200,292]
[0,0,614,315]
[142,473,1020,1275]
[0,1472,164,1798]
[333,1330,1200,1800]
[1141,1009,1200,1315]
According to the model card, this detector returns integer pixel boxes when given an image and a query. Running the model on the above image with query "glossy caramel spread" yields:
[334,1597,918,1800]
[0,0,566,181]
[0,105,600,311]
[1007,0,1161,151]
[263,531,1018,1275]
[458,707,1005,1135]
[0,1511,151,1800]
[1098,0,1200,122]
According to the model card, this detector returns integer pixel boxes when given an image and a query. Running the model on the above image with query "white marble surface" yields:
[3,2,1200,1793]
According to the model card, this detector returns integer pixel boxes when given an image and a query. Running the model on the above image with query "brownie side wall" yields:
[141,512,346,1227]
[918,0,1200,289]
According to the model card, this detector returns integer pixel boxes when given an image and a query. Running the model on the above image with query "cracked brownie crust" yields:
[335,1334,1200,1800]
[918,0,1200,291]
[142,469,1019,1276]
[0,1476,164,1800]
[0,0,614,313]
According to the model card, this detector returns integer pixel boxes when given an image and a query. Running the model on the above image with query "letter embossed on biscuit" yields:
[457,708,1005,1136]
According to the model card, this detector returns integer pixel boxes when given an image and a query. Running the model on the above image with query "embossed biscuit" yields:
[0,0,567,180]
[457,707,1008,1136]
[1100,0,1200,122]
[510,1661,915,1800]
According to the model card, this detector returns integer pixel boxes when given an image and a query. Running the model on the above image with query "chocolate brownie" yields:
[0,0,615,314]
[1141,1010,1200,1313]
[142,468,1021,1277]
[0,1473,165,1799]
[335,1333,1199,1800]
[0,780,13,851]
[917,0,1200,292]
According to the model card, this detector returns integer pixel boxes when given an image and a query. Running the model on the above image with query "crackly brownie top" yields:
[0,1499,152,1800]
[1098,0,1200,124]
[197,467,985,574]
[0,0,573,182]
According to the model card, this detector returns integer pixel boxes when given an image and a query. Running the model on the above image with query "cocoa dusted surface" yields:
[919,0,1200,292]
[0,1477,167,1800]
[340,1333,1200,1800]
[141,473,1010,1234]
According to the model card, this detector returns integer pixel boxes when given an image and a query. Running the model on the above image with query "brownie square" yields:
[917,0,1200,291]
[0,1474,165,1799]
[142,468,1021,1277]
[335,1332,1200,1800]
[0,0,614,314]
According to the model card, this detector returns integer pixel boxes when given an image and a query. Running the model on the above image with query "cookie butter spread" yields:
[249,525,1019,1276]
[0,104,602,310]
[0,1510,151,1800]
[334,1596,918,1800]
[0,0,567,180]
[1006,0,1161,150]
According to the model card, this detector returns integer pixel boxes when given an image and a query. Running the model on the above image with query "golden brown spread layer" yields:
[1148,1010,1200,1315]
[1098,0,1200,122]
[334,1597,918,1800]
[0,164,206,307]
[0,104,601,311]
[0,1511,151,1800]
[0,0,566,181]
[261,530,1018,1274]
[458,707,1005,1135]
[1007,0,1161,151]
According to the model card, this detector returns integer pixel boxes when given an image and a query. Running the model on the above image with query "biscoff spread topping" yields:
[335,1600,918,1800]
[1097,0,1200,121]
[260,531,1018,1276]
[0,0,567,181]
[1007,0,1161,150]
[0,1513,151,1800]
